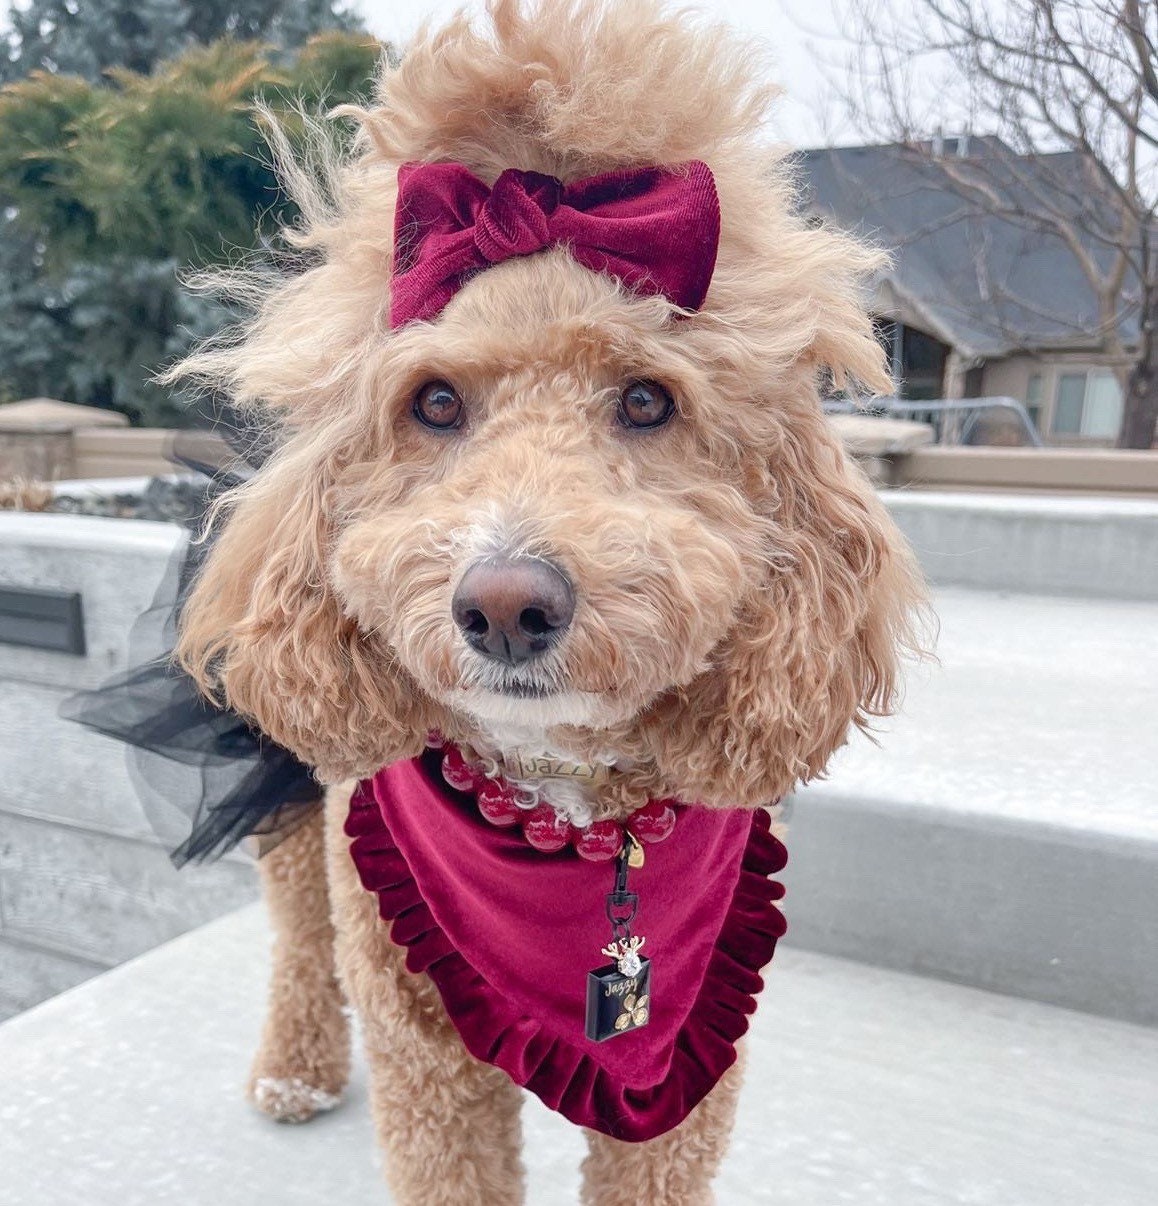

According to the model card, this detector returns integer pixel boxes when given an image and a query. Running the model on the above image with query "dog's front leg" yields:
[326,787,526,1205]
[580,1052,745,1206]
[248,804,352,1122]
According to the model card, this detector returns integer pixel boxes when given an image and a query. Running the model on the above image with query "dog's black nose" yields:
[452,556,575,664]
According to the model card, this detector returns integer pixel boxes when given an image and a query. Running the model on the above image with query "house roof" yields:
[797,141,1134,362]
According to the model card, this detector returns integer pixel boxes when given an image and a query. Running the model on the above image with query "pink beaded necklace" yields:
[435,738,677,861]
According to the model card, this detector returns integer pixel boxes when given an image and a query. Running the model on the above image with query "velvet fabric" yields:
[346,752,787,1141]
[390,160,721,327]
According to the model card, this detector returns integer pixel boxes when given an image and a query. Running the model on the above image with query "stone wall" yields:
[895,445,1158,495]
[0,514,257,1020]
[0,426,174,483]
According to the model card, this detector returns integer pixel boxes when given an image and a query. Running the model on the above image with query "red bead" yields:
[476,780,521,827]
[424,729,445,749]
[522,804,573,853]
[626,801,676,844]
[574,820,624,861]
[441,747,480,792]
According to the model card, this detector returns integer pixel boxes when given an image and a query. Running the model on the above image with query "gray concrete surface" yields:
[0,513,253,1019]
[786,586,1158,1026]
[2,508,1155,1025]
[882,490,1158,600]
[807,587,1158,838]
[786,795,1158,1026]
[0,512,181,690]
[2,904,1155,1206]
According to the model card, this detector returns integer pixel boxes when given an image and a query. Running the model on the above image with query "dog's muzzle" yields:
[452,555,574,666]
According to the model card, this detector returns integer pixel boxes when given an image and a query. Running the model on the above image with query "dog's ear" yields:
[641,412,925,808]
[175,445,428,782]
[793,219,897,400]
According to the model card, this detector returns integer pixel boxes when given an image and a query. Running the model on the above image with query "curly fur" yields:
[172,1,927,1199]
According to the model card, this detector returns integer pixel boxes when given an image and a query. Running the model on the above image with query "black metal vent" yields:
[0,586,86,655]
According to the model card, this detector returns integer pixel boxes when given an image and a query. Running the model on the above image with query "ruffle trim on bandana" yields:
[345,783,787,1142]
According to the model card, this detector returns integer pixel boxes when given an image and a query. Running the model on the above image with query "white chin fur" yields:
[450,686,605,730]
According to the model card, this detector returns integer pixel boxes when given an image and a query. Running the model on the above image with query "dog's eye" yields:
[413,381,464,430]
[617,380,675,429]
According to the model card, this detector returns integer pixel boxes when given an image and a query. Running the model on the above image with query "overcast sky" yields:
[351,0,861,148]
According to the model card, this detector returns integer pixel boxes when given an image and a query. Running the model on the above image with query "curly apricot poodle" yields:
[173,2,925,1201]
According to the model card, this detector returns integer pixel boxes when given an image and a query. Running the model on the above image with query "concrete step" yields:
[882,490,1158,601]
[2,578,1153,1026]
[2,904,1154,1206]
[788,586,1158,1026]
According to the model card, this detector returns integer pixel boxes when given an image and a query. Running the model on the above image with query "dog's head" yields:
[176,0,926,806]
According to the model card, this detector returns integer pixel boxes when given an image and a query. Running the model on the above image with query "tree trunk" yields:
[1119,365,1158,448]
[1119,294,1158,449]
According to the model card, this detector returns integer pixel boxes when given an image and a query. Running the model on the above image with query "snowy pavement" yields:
[2,903,1156,1206]
[806,586,1158,840]
[782,585,1158,1027]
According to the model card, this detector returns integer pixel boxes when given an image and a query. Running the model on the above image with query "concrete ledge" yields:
[0,513,182,691]
[0,510,182,556]
[783,585,1157,1024]
[814,588,1156,839]
[2,519,1154,1028]
[0,681,157,840]
[0,935,107,1019]
[882,489,1158,598]
[784,792,1158,1026]
[72,427,176,479]
[0,813,256,972]
[2,904,1156,1205]
[0,512,244,1018]
[898,445,1158,494]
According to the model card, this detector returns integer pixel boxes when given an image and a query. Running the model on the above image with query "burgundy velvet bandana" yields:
[346,753,787,1142]
[390,160,721,327]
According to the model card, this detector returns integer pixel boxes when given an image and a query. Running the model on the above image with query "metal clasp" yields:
[605,848,638,941]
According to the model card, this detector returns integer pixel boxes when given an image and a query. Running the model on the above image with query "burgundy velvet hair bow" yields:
[390,160,720,328]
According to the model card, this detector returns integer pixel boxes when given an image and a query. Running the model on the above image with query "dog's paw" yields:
[250,1076,342,1124]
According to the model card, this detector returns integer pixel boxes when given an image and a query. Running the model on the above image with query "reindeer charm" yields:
[602,935,646,977]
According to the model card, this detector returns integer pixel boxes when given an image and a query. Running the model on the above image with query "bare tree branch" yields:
[829,0,1158,446]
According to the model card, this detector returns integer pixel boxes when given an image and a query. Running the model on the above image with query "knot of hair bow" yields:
[390,160,720,328]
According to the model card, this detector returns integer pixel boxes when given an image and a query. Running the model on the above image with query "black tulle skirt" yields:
[60,414,321,867]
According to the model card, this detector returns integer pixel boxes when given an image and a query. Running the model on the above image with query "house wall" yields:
[869,315,1133,446]
[980,352,1130,446]
[977,354,1035,405]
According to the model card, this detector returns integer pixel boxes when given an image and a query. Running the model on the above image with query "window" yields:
[1052,370,1123,438]
[1085,373,1125,437]
[1025,373,1043,431]
[899,325,949,400]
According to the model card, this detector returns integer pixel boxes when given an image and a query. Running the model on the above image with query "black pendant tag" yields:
[585,957,652,1042]
[586,838,652,1042]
